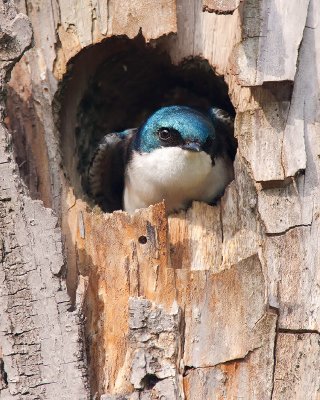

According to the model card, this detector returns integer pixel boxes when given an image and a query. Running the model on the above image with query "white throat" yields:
[124,146,233,213]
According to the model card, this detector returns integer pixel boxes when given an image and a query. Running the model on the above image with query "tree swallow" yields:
[89,106,236,213]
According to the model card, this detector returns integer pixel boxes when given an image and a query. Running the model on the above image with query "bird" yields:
[88,105,236,214]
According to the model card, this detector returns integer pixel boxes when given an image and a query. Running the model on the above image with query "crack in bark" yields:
[202,6,238,15]
[265,223,312,237]
[183,346,262,376]
[270,306,280,400]
[278,328,320,335]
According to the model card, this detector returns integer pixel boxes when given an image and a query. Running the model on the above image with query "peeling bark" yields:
[202,0,240,15]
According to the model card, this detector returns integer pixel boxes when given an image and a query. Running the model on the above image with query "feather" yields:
[209,107,237,161]
[88,129,137,212]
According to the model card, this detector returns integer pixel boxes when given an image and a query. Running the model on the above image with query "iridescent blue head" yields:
[133,106,216,154]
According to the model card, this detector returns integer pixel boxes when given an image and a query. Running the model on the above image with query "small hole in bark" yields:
[56,34,237,213]
[138,235,147,244]
[140,373,160,390]
[183,365,194,377]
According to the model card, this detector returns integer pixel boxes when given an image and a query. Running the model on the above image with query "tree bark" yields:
[2,0,320,399]
[0,2,88,399]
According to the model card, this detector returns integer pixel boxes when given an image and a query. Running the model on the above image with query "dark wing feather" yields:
[209,108,237,161]
[88,129,137,212]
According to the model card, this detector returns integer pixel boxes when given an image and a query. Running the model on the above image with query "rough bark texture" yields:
[0,2,89,399]
[202,0,240,15]
[2,0,320,399]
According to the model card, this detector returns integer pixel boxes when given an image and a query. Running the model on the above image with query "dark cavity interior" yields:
[57,35,236,212]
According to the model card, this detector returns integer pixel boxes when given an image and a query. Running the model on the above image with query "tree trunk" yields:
[1,0,320,399]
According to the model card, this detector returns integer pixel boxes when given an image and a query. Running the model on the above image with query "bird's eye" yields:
[158,128,172,141]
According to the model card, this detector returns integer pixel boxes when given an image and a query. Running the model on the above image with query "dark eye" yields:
[158,128,172,141]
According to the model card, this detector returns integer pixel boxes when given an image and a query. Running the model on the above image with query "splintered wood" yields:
[77,201,276,398]
[78,203,177,395]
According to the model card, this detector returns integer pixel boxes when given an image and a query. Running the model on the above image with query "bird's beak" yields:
[182,142,202,152]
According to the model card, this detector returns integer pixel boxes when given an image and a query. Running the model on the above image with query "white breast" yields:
[124,147,233,213]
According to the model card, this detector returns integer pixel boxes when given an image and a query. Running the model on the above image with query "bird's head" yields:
[133,106,216,155]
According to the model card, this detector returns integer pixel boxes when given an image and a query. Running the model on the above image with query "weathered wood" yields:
[235,0,309,86]
[273,333,320,399]
[79,203,177,396]
[162,0,241,75]
[0,2,89,399]
[168,202,222,271]
[2,0,320,399]
[181,255,266,367]
[265,225,320,330]
[184,312,276,400]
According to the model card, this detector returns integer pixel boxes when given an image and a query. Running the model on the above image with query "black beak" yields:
[182,142,202,152]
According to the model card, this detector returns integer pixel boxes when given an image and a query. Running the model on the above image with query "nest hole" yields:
[140,373,161,390]
[57,35,236,212]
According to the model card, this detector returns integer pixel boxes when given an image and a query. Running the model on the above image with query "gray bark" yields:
[0,2,89,399]
[1,0,320,399]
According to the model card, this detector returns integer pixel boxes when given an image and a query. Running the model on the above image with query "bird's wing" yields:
[88,128,137,212]
[209,108,237,161]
